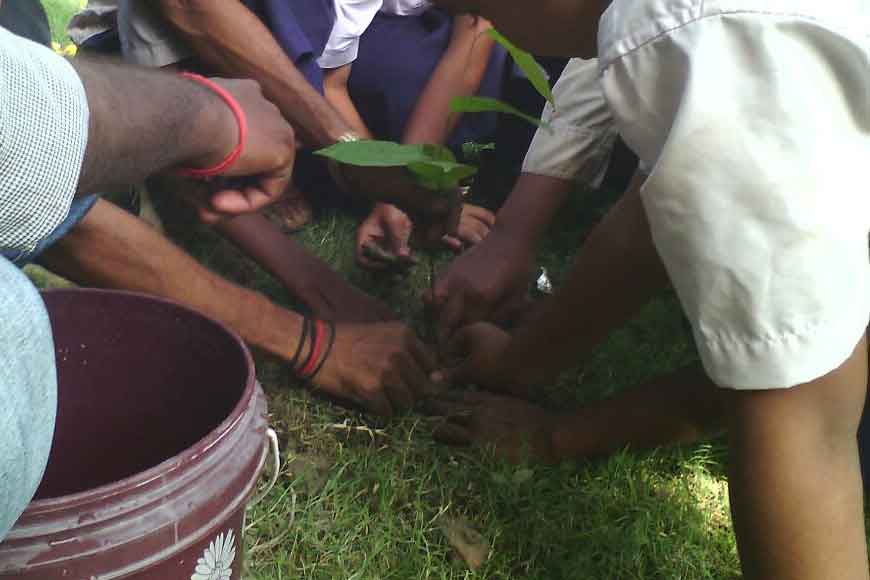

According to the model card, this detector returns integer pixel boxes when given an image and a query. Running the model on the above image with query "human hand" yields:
[425,227,534,343]
[185,78,296,224]
[450,13,494,41]
[356,203,418,270]
[334,165,463,239]
[432,322,523,392]
[313,322,440,417]
[424,390,559,464]
[416,203,495,252]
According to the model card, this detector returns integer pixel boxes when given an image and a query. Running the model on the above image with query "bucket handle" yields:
[249,428,280,509]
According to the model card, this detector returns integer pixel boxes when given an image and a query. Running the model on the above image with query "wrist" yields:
[326,127,363,147]
[485,225,535,264]
[181,79,241,171]
[490,210,544,249]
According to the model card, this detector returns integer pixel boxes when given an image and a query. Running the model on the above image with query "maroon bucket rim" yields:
[27,288,258,513]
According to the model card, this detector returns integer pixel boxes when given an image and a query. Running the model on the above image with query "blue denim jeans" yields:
[0,195,97,266]
[0,257,57,540]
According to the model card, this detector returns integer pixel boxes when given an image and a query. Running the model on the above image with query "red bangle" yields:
[176,72,248,179]
[299,320,325,378]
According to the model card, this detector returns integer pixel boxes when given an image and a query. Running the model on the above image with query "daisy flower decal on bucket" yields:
[191,529,236,580]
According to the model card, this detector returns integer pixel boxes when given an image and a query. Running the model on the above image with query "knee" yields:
[727,338,868,455]
[0,259,57,538]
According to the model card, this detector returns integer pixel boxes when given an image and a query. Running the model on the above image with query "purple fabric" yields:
[348,10,509,149]
[240,0,335,93]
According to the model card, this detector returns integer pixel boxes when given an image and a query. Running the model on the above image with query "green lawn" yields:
[36,2,745,578]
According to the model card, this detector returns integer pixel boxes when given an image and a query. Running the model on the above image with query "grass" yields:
[235,209,739,580]
[43,0,82,45]
[36,2,744,578]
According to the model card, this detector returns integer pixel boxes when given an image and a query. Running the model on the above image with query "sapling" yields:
[315,27,555,259]
[315,29,556,349]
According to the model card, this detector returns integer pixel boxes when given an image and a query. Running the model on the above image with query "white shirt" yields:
[522,58,618,189]
[318,0,430,69]
[0,27,89,254]
[117,0,191,68]
[596,0,870,389]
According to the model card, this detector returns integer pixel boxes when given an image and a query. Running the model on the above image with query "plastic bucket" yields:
[0,289,272,579]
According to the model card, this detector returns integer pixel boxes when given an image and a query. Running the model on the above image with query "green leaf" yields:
[315,140,454,167]
[450,96,548,128]
[487,28,554,106]
[407,160,477,191]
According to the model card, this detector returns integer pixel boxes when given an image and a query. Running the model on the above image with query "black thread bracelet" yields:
[289,315,311,371]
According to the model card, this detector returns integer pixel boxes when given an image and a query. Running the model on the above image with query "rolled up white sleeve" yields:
[522,58,619,188]
[600,9,870,389]
[318,0,382,69]
[0,27,90,253]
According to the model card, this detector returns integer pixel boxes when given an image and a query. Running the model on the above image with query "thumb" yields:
[431,326,479,386]
[430,358,473,386]
[384,214,413,258]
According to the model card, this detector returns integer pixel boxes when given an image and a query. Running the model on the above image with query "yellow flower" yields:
[53,42,78,57]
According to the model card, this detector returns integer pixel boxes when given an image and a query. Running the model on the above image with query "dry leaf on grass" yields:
[441,517,490,570]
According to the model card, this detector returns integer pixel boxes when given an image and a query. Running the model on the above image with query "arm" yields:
[431,58,616,334]
[40,199,435,417]
[212,212,395,323]
[75,58,248,192]
[494,174,667,388]
[322,63,374,138]
[432,0,606,57]
[324,14,497,146]
[428,364,727,463]
[158,0,353,147]
[402,15,495,145]
[75,58,296,220]
[446,173,670,393]
[0,28,292,252]
[430,172,572,337]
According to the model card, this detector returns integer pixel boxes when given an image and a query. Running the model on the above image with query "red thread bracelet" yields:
[299,320,325,378]
[176,72,248,179]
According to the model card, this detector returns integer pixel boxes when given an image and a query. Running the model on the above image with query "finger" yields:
[458,220,489,246]
[427,272,451,310]
[440,235,463,252]
[385,221,414,260]
[357,253,390,270]
[464,205,496,227]
[492,293,533,325]
[438,292,464,346]
[439,389,490,404]
[210,184,274,215]
[356,248,390,270]
[362,389,394,418]
[432,421,473,446]
[421,397,475,423]
[397,355,431,402]
[384,380,415,414]
[197,205,226,225]
[408,336,438,373]
[430,357,472,386]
